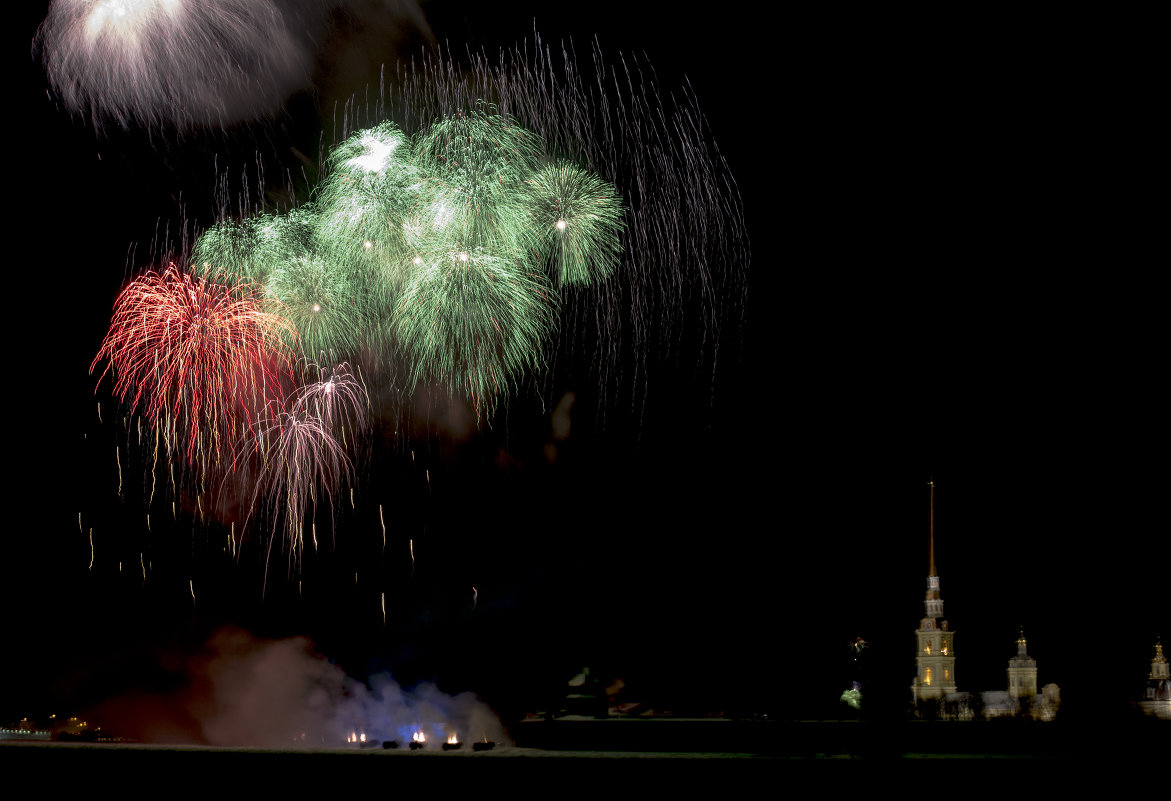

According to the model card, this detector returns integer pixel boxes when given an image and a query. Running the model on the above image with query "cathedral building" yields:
[908,482,1057,721]
[911,481,957,708]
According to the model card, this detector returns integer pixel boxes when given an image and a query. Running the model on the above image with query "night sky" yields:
[7,2,1163,738]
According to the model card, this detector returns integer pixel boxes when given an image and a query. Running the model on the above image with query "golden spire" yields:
[928,478,936,577]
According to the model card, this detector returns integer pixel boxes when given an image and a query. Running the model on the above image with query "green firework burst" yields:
[412,109,543,251]
[392,246,555,416]
[315,122,422,284]
[524,161,625,286]
[184,108,629,420]
[265,254,377,365]
[191,207,317,286]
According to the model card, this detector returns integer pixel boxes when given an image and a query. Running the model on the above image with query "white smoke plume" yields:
[90,627,509,748]
[34,0,431,134]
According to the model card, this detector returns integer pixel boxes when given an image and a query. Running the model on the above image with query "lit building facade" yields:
[911,481,957,705]
[1139,638,1171,719]
[1007,629,1038,701]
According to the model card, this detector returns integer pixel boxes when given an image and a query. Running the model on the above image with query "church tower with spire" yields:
[1140,638,1171,719]
[1007,629,1038,701]
[911,480,957,706]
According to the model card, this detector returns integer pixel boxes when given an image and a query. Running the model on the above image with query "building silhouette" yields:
[1139,638,1171,719]
[1006,629,1037,701]
[910,480,957,712]
[909,482,1059,721]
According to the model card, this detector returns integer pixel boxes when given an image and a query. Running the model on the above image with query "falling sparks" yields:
[74,24,747,593]
[90,265,296,472]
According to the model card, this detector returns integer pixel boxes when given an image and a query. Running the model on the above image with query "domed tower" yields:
[1139,638,1171,719]
[1007,628,1038,701]
[911,480,957,706]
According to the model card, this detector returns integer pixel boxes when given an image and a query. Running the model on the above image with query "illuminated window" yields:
[924,643,932,654]
[944,669,950,681]
[924,668,933,685]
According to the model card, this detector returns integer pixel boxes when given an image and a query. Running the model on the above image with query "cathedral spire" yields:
[923,479,944,623]
[912,479,956,707]
[928,478,936,578]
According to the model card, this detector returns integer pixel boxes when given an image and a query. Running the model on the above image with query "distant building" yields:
[1007,629,1037,701]
[1139,638,1171,720]
[908,482,1058,721]
[1001,630,1058,720]
[911,481,957,712]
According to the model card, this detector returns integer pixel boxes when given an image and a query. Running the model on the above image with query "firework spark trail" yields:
[35,0,314,133]
[266,254,378,366]
[193,209,317,289]
[188,109,589,418]
[290,362,371,447]
[234,404,353,571]
[91,265,297,468]
[375,36,750,411]
[80,25,746,588]
[523,162,625,288]
[393,247,555,418]
[412,109,543,252]
[314,122,421,287]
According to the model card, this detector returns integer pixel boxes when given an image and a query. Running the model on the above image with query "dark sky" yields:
[9,2,1164,732]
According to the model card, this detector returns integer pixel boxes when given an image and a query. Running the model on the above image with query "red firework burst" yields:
[91,264,297,464]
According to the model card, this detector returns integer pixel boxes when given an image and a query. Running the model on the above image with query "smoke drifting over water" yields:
[93,627,508,748]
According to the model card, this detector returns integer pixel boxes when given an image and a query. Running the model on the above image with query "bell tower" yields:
[911,480,957,705]
[1007,628,1038,701]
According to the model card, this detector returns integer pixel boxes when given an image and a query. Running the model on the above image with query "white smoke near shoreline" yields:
[91,627,509,748]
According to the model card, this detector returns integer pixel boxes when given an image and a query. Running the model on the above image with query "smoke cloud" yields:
[35,0,432,133]
[90,627,509,748]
